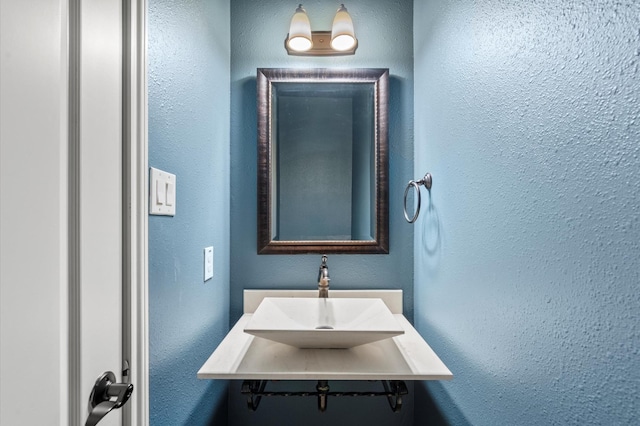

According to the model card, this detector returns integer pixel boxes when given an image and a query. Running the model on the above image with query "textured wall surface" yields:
[148,0,230,424]
[229,0,414,424]
[413,1,640,425]
[230,0,414,324]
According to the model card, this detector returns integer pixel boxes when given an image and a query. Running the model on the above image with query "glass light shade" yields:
[287,5,312,52]
[330,4,356,51]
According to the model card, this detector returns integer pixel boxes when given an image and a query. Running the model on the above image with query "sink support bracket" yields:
[240,380,408,413]
[241,379,267,411]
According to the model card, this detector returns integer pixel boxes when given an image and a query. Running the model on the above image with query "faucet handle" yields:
[319,255,329,278]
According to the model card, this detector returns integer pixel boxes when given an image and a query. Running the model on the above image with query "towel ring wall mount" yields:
[403,173,432,224]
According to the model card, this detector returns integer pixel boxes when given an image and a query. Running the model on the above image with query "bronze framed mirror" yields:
[257,68,389,254]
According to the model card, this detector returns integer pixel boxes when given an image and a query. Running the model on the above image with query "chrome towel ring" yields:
[403,173,432,223]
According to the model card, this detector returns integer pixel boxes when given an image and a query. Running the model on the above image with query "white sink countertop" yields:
[197,290,453,381]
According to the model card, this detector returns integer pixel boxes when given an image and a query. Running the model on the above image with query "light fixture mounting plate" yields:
[285,31,358,56]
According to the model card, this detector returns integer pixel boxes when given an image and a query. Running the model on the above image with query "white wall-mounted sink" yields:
[244,297,404,349]
[198,290,453,381]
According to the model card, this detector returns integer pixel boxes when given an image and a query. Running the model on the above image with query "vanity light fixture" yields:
[285,4,358,56]
[286,4,313,52]
[330,4,357,51]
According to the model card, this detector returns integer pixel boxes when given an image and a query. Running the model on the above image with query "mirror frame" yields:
[257,68,389,254]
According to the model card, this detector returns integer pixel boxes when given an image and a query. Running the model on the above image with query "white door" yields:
[74,0,148,423]
[1,1,145,425]
[1,1,75,425]
[73,0,127,425]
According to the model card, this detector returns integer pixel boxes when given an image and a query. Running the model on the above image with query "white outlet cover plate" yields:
[204,246,213,281]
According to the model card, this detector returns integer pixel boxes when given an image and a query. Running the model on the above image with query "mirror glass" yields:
[257,68,389,254]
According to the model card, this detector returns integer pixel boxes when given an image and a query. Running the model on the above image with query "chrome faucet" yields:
[317,255,330,298]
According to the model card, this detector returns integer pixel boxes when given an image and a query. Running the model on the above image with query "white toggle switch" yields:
[149,167,176,216]
[166,182,175,206]
[204,246,213,281]
[156,180,166,205]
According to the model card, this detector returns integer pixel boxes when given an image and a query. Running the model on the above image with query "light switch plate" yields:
[204,246,214,281]
[149,167,176,216]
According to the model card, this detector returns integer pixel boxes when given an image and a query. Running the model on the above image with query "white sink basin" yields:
[243,297,404,349]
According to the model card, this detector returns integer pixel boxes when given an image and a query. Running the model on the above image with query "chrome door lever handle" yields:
[85,371,133,426]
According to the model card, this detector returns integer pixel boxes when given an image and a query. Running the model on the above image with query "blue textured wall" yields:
[148,0,230,424]
[414,1,640,425]
[229,0,414,424]
[230,0,414,323]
